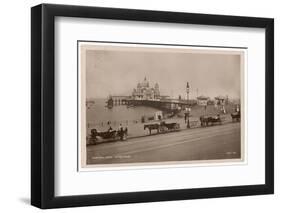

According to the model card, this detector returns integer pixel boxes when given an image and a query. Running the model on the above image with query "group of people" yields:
[107,124,128,140]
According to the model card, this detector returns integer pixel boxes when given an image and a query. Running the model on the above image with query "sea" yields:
[86,98,159,132]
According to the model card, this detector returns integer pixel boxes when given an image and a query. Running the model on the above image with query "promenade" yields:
[87,122,241,165]
[87,112,235,144]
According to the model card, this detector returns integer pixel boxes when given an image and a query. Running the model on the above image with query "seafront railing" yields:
[86,115,231,131]
[87,118,152,129]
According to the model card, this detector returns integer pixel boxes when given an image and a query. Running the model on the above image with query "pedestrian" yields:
[118,123,122,131]
[158,114,162,120]
[184,107,188,123]
[118,124,124,140]
[123,126,128,140]
[120,127,124,141]
[222,105,226,114]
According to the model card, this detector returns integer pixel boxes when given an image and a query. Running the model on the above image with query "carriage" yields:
[200,114,222,127]
[231,111,240,122]
[144,121,180,135]
[87,128,128,145]
[159,121,180,132]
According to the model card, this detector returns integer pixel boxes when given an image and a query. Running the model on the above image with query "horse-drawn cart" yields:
[200,114,222,127]
[144,121,180,135]
[87,128,128,145]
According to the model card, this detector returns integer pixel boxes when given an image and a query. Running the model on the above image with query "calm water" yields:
[87,99,159,129]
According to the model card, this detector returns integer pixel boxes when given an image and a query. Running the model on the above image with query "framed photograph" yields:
[31,4,274,209]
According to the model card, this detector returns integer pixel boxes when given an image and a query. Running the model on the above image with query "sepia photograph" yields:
[30,3,274,208]
[79,42,245,168]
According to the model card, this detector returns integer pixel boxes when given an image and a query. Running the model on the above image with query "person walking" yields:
[184,107,188,123]
[184,112,187,123]
[118,124,124,141]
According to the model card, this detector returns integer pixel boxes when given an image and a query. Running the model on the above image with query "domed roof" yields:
[139,77,149,87]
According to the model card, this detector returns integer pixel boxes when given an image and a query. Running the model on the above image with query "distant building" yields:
[197,95,209,106]
[132,77,161,100]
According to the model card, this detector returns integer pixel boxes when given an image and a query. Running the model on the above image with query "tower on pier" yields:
[186,82,190,100]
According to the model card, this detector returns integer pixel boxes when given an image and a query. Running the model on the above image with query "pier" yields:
[110,95,130,105]
[108,77,196,111]
[126,98,197,111]
[108,95,197,111]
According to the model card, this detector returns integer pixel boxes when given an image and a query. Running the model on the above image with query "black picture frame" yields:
[31,3,274,209]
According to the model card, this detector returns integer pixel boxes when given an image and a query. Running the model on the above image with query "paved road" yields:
[87,122,241,165]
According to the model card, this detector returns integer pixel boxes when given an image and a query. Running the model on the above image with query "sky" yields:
[85,46,242,100]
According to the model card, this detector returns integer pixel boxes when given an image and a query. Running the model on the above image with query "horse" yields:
[144,123,160,135]
[200,116,209,127]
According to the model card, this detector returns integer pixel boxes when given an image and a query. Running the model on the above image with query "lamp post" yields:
[186,82,189,101]
[186,107,191,128]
